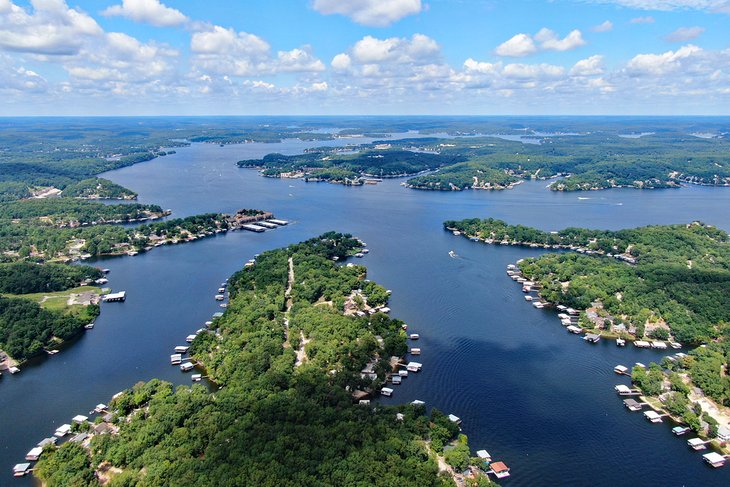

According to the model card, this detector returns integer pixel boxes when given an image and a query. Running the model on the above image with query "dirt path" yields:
[283,257,294,349]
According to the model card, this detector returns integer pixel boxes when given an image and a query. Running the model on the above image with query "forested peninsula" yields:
[446,218,730,446]
[34,234,495,487]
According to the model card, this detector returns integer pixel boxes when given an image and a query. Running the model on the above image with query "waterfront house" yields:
[717,425,730,442]
[70,432,89,443]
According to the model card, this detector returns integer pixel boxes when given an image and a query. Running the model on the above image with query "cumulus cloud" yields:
[190,25,325,77]
[102,0,188,27]
[496,28,585,57]
[570,55,605,76]
[626,44,703,75]
[495,34,536,57]
[0,56,47,93]
[0,0,102,55]
[534,28,586,51]
[665,26,705,42]
[349,34,439,64]
[312,0,422,27]
[592,20,614,32]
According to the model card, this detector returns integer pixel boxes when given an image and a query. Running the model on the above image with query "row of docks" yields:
[170,280,232,382]
[510,263,686,350]
[240,219,288,233]
[612,364,729,469]
[14,403,116,477]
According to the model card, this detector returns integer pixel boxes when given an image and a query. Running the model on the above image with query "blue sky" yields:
[1,0,729,115]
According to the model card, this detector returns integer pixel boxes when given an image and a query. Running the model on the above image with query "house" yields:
[717,425,730,442]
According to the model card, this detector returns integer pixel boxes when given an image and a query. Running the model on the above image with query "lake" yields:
[2,137,730,486]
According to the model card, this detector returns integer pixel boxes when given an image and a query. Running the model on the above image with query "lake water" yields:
[2,138,730,486]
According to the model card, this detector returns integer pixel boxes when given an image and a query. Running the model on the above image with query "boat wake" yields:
[448,250,458,258]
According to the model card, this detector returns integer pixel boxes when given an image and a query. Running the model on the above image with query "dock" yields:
[267,219,289,226]
[102,291,126,302]
[614,365,630,375]
[688,438,710,450]
[241,224,266,233]
[583,333,600,343]
[702,452,727,468]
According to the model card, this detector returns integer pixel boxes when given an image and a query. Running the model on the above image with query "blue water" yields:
[2,138,730,486]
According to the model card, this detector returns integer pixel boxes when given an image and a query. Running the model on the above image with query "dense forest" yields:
[61,178,138,200]
[0,295,98,361]
[0,262,101,294]
[35,234,493,486]
[238,149,461,183]
[0,199,166,226]
[397,132,730,192]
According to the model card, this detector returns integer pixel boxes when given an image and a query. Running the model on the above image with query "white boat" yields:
[84,323,94,329]
[448,250,457,258]
[616,338,626,347]
[409,333,420,340]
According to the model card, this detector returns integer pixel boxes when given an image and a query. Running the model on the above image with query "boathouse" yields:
[703,452,726,468]
[490,461,510,479]
[102,291,126,302]
[623,399,644,411]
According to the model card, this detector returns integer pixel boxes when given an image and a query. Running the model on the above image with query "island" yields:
[237,147,458,186]
[446,217,730,455]
[33,234,498,486]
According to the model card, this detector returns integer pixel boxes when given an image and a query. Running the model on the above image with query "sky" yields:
[0,0,729,115]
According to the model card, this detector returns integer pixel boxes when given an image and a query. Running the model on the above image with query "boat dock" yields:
[102,291,126,302]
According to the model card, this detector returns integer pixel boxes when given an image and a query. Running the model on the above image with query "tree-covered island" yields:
[34,234,498,487]
[446,217,730,452]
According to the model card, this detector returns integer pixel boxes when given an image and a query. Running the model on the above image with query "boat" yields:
[448,250,457,258]
[409,333,420,340]
[214,294,225,301]
[84,323,94,329]
[670,342,682,349]
[616,338,626,347]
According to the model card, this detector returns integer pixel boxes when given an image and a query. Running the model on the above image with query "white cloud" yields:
[331,53,351,71]
[463,58,501,75]
[503,63,565,80]
[190,25,325,77]
[626,44,703,75]
[592,20,614,32]
[589,1,730,13]
[665,26,705,42]
[350,34,439,64]
[496,29,585,57]
[495,34,536,57]
[0,56,47,92]
[0,0,102,55]
[534,28,586,51]
[276,46,325,72]
[570,55,605,76]
[102,0,188,27]
[312,0,422,27]
[630,16,655,23]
